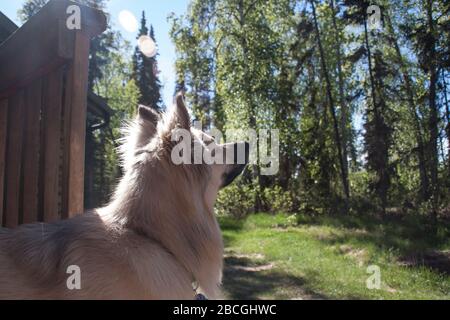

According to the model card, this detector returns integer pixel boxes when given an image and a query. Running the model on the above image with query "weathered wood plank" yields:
[42,69,63,223]
[64,32,91,218]
[4,92,25,228]
[0,99,8,226]
[22,79,43,224]
[61,69,72,219]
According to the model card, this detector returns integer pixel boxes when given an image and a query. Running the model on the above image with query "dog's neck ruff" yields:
[140,228,208,300]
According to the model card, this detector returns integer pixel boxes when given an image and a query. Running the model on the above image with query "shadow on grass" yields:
[222,255,327,300]
[298,213,450,275]
[218,215,246,232]
[219,215,246,248]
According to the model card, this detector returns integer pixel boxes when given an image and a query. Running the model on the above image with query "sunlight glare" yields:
[118,10,138,33]
[138,35,157,58]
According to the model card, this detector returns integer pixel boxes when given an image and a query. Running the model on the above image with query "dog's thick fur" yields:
[0,94,247,299]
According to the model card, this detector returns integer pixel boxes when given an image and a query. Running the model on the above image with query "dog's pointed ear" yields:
[137,104,159,139]
[118,105,160,171]
[138,104,159,125]
[166,92,190,131]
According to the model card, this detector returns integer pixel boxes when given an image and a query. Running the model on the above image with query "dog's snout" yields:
[221,142,249,188]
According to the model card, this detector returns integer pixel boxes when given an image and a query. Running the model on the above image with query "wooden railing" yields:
[0,0,106,227]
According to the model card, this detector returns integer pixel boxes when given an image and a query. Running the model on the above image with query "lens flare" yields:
[118,10,138,33]
[138,35,157,58]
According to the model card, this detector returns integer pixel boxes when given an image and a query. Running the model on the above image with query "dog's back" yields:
[0,213,194,299]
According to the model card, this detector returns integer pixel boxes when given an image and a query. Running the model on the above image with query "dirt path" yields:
[221,250,325,300]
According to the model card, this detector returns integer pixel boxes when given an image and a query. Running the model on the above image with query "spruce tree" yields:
[132,12,162,111]
[148,25,162,108]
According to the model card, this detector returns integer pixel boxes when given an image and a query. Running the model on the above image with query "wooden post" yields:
[4,92,25,228]
[22,79,42,224]
[0,100,7,226]
[42,69,64,222]
[63,33,91,218]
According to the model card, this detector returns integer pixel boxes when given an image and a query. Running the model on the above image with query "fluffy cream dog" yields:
[0,94,248,299]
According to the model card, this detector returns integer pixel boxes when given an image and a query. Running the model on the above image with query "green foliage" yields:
[215,184,257,219]
[262,186,294,214]
[216,184,294,218]
[170,0,449,220]
[17,0,48,22]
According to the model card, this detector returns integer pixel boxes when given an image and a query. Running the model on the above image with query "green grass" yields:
[219,213,450,300]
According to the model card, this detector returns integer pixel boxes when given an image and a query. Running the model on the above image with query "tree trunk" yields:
[363,10,389,215]
[385,9,430,201]
[310,0,350,210]
[426,0,439,223]
[238,0,262,212]
[363,16,377,120]
[330,0,350,185]
[442,69,450,176]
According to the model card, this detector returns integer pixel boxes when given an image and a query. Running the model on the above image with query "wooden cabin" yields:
[0,0,108,227]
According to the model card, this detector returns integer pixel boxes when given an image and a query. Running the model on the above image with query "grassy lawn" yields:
[219,213,450,300]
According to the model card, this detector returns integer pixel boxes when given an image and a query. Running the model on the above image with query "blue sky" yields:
[0,0,190,106]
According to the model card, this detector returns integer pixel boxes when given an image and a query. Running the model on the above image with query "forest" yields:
[169,0,450,224]
[13,0,450,299]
